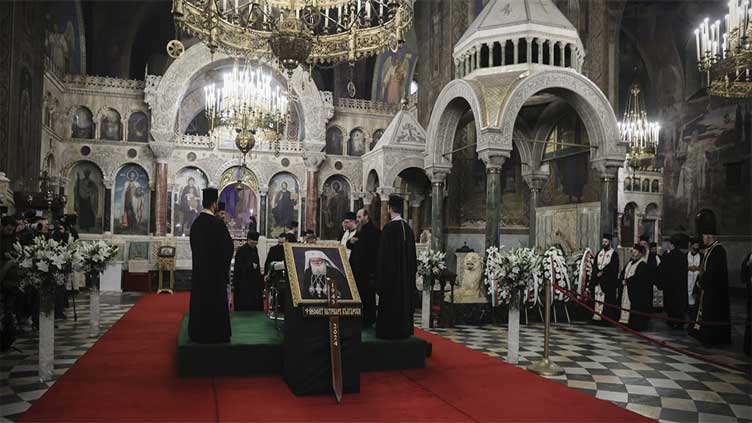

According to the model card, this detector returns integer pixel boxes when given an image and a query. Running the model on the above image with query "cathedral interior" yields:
[0,0,750,421]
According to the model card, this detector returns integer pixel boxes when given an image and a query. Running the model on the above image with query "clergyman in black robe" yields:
[621,244,651,331]
[188,188,235,343]
[347,208,381,328]
[659,235,688,328]
[691,226,731,346]
[233,231,263,311]
[264,232,293,279]
[375,196,416,340]
[593,234,620,322]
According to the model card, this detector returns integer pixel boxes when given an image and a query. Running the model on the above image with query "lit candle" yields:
[695,28,701,61]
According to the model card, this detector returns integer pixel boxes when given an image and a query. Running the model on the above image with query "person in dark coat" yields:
[264,232,293,280]
[690,224,731,346]
[659,235,689,328]
[375,196,416,340]
[188,188,235,343]
[621,244,651,331]
[593,233,620,322]
[347,208,381,328]
[233,231,263,311]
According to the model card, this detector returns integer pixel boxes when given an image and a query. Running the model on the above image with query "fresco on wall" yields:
[372,32,417,104]
[173,167,208,237]
[114,164,150,235]
[267,172,299,237]
[663,102,751,235]
[219,185,257,235]
[325,127,343,155]
[44,1,85,75]
[66,161,104,233]
[321,176,351,240]
[127,112,149,142]
[72,106,94,139]
[348,128,366,156]
[100,108,122,141]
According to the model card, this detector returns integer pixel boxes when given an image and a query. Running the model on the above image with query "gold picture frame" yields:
[284,243,361,307]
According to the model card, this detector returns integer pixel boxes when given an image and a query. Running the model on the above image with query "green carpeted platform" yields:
[177,312,428,377]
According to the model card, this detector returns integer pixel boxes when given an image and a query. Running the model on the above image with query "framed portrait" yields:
[284,243,361,307]
[158,246,175,258]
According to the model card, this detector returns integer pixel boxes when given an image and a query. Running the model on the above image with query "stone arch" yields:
[110,161,153,184]
[70,105,95,139]
[384,157,426,187]
[366,169,380,192]
[496,69,624,169]
[347,127,368,157]
[424,79,486,171]
[325,125,346,155]
[62,159,105,181]
[97,107,123,141]
[318,173,354,194]
[215,163,260,192]
[146,43,332,150]
[170,164,210,186]
[645,202,660,218]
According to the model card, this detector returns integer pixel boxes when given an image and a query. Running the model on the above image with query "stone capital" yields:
[149,142,175,163]
[522,169,550,191]
[302,152,326,171]
[376,187,395,201]
[361,191,374,206]
[258,185,269,195]
[478,150,509,170]
[150,129,175,145]
[591,157,624,179]
[425,165,451,185]
[410,194,425,207]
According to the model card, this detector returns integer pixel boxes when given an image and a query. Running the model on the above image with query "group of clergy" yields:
[188,190,417,344]
[592,223,731,346]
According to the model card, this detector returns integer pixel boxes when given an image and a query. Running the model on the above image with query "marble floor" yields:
[1,292,750,422]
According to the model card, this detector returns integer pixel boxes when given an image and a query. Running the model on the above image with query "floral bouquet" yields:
[417,249,447,277]
[10,237,79,314]
[485,246,541,308]
[536,247,571,302]
[79,240,118,281]
[571,248,594,297]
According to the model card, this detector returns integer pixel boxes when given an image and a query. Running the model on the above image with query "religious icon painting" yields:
[173,167,208,237]
[347,128,366,157]
[219,183,258,238]
[71,106,94,139]
[284,243,361,307]
[65,161,104,233]
[267,172,300,237]
[100,108,122,141]
[113,164,150,235]
[320,176,351,241]
[325,126,344,155]
[127,111,149,142]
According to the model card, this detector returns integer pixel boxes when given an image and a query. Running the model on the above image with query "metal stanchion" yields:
[527,273,564,376]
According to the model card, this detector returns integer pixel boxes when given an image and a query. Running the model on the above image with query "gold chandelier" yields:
[694,1,752,99]
[172,0,414,75]
[618,83,660,171]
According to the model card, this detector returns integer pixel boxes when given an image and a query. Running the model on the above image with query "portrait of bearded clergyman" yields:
[284,244,360,306]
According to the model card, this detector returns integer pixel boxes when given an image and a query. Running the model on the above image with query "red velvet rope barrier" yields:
[563,285,731,326]
[553,285,746,374]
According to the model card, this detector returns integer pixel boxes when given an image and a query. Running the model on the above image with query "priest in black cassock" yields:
[375,196,416,340]
[691,224,731,345]
[659,235,688,328]
[264,232,293,281]
[621,244,651,331]
[347,208,381,328]
[233,230,263,311]
[188,188,235,343]
[593,234,620,322]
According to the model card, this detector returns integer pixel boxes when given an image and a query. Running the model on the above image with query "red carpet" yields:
[22,293,652,422]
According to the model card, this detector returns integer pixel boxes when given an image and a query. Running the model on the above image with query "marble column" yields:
[377,187,394,229]
[523,173,548,248]
[410,195,424,233]
[149,142,174,237]
[429,172,448,252]
[303,154,325,235]
[259,187,268,235]
[595,162,620,238]
[480,154,506,249]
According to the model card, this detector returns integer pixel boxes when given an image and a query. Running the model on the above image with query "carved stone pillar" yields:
[594,161,620,237]
[513,39,519,64]
[616,212,624,246]
[258,186,268,235]
[480,154,505,249]
[523,172,548,248]
[377,187,395,229]
[303,153,325,234]
[428,169,449,252]
[150,142,175,236]
[501,41,506,66]
[538,39,544,63]
[410,194,424,232]
[525,37,532,63]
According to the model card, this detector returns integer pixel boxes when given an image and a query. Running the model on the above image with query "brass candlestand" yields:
[157,246,176,294]
[527,264,564,376]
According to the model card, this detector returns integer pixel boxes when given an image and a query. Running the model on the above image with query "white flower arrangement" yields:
[79,240,119,276]
[536,246,571,302]
[485,246,541,308]
[417,249,447,278]
[571,248,594,297]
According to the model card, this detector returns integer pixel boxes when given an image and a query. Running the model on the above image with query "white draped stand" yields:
[507,306,520,365]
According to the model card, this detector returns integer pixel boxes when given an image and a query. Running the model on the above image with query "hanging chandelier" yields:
[694,1,752,99]
[618,83,660,170]
[172,0,413,75]
[204,60,289,157]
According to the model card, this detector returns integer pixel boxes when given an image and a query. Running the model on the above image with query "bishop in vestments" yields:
[594,234,620,322]
[375,196,416,340]
[188,188,235,343]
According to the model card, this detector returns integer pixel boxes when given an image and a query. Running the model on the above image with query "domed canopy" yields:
[453,0,584,75]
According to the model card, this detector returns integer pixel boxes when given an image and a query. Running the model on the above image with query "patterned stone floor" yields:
[1,292,749,422]
[0,292,142,422]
